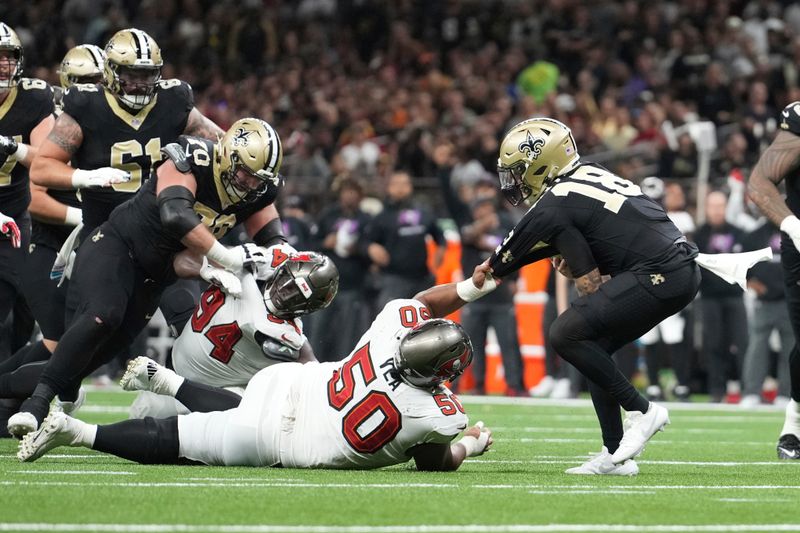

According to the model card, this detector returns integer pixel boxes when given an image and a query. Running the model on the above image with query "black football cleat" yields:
[777,434,800,460]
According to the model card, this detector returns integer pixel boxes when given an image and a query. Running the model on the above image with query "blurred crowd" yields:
[3,0,800,402]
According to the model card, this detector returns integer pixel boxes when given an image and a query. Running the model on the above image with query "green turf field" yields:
[2,388,799,532]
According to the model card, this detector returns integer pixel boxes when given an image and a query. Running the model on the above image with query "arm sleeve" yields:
[551,226,597,278]
[488,208,558,277]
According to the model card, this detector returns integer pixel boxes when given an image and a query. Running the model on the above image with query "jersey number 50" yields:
[327,343,402,454]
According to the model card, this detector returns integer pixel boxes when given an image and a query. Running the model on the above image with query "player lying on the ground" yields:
[127,247,339,418]
[18,276,493,469]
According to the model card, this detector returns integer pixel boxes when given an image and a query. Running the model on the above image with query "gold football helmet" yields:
[497,117,580,206]
[59,45,106,88]
[104,28,163,109]
[216,118,283,204]
[0,23,23,90]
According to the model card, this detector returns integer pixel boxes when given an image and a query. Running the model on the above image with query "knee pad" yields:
[160,284,200,334]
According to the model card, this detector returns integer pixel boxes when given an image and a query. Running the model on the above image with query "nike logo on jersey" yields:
[778,447,798,458]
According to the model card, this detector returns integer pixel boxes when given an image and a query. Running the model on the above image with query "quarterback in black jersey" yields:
[454,118,700,474]
[9,118,291,436]
[748,101,800,460]
[0,23,55,330]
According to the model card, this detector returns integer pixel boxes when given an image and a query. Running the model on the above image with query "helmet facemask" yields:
[0,48,21,91]
[109,63,161,110]
[498,160,534,206]
[264,255,338,318]
[394,319,474,389]
[221,150,281,204]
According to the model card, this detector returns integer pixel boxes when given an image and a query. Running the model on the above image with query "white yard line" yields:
[3,523,800,532]
[459,396,785,412]
[467,459,800,466]
[14,470,136,475]
[508,438,770,445]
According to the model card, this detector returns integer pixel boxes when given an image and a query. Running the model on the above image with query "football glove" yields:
[0,212,20,248]
[199,257,242,297]
[456,421,492,457]
[0,135,18,158]
[71,167,131,189]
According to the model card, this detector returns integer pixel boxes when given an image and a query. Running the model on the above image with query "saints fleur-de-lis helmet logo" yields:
[518,131,545,159]
[231,127,253,147]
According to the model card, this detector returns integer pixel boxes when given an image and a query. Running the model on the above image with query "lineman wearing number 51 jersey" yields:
[20,279,493,470]
[127,248,339,419]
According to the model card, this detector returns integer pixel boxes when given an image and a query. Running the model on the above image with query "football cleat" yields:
[550,378,573,399]
[777,434,800,460]
[7,411,38,438]
[119,356,179,396]
[18,411,80,462]
[565,447,639,476]
[53,387,86,416]
[611,402,670,464]
[529,375,555,397]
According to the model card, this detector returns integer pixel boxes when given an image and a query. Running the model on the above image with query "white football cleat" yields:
[53,387,86,416]
[611,402,670,464]
[549,378,573,399]
[529,375,555,397]
[565,447,639,476]
[120,356,179,396]
[17,411,81,462]
[7,411,38,438]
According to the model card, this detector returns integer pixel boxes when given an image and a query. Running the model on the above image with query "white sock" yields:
[72,419,97,447]
[160,370,185,397]
[780,399,800,438]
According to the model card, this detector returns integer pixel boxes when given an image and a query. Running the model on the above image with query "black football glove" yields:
[0,135,18,158]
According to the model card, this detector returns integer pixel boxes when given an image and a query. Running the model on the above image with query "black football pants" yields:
[779,239,800,403]
[549,262,701,453]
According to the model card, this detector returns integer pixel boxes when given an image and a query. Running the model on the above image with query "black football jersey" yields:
[779,101,800,215]
[108,136,281,281]
[488,164,697,279]
[62,80,193,232]
[0,78,54,218]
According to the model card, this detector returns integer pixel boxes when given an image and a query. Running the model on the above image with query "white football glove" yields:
[199,257,242,297]
[781,215,800,252]
[0,211,20,248]
[71,167,131,189]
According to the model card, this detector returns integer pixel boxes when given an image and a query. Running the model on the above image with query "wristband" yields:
[456,276,498,302]
[64,206,82,226]
[456,429,489,457]
[14,143,27,161]
[206,241,239,271]
[780,215,800,236]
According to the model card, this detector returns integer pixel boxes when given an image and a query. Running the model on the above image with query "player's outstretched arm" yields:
[414,262,499,318]
[411,422,493,471]
[748,130,800,230]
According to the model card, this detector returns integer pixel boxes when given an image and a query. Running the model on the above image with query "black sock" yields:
[791,346,800,403]
[588,380,623,453]
[0,361,48,398]
[175,380,241,413]
[19,382,57,424]
[94,416,180,464]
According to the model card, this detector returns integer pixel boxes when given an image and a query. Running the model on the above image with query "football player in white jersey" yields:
[127,246,338,418]
[18,269,497,469]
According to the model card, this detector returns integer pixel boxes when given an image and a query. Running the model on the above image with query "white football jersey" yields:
[269,299,469,469]
[172,272,306,388]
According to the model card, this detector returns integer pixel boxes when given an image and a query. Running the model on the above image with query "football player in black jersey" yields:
[450,118,702,474]
[28,28,223,337]
[0,23,55,336]
[0,45,107,419]
[747,101,800,460]
[9,118,291,436]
